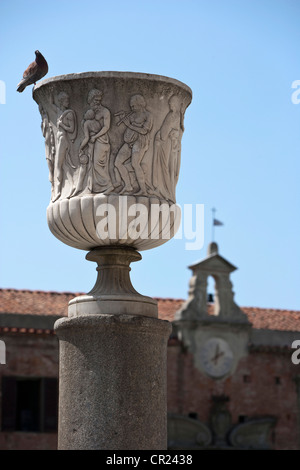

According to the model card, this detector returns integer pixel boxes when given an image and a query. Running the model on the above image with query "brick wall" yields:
[0,333,59,450]
[0,330,299,450]
[166,340,300,450]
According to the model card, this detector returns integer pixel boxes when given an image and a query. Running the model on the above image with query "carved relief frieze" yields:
[37,79,190,205]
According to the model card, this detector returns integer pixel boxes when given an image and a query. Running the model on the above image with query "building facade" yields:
[0,243,299,450]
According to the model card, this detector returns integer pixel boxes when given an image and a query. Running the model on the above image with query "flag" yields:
[213,218,224,226]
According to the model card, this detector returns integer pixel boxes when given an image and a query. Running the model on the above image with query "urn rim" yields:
[32,70,192,97]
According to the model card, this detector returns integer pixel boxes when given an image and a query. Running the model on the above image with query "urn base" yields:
[68,246,158,319]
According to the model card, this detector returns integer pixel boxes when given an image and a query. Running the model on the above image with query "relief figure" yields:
[71,89,113,197]
[50,91,77,202]
[71,109,97,196]
[39,104,55,198]
[86,89,113,194]
[114,94,153,195]
[152,94,184,203]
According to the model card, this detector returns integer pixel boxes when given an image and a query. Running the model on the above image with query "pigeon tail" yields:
[17,80,27,93]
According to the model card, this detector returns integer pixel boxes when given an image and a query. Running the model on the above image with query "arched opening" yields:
[207,275,219,316]
[206,274,221,316]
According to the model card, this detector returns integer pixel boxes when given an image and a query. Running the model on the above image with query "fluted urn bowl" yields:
[33,72,192,251]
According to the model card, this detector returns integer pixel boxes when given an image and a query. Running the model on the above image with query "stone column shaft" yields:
[55,314,172,450]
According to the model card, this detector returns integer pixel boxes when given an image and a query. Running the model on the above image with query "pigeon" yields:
[17,50,48,93]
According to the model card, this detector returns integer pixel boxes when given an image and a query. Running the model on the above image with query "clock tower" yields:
[174,242,251,379]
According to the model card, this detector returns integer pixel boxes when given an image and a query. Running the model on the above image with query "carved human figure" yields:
[152,94,184,203]
[71,109,99,197]
[50,91,77,202]
[39,104,55,197]
[84,89,114,194]
[114,94,153,195]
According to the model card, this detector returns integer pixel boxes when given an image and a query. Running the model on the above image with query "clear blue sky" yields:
[0,0,299,310]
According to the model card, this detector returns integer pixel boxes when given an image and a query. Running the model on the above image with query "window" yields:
[1,376,58,433]
[16,379,40,431]
[238,415,247,423]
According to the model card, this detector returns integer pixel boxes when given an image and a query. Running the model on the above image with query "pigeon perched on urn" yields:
[17,50,48,93]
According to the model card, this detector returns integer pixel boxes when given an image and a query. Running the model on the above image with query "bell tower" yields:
[175,242,249,325]
[174,243,251,379]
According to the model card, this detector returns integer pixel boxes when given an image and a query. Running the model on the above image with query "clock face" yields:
[201,337,234,378]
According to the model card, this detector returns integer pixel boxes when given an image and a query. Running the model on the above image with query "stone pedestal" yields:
[55,245,172,450]
[55,314,171,450]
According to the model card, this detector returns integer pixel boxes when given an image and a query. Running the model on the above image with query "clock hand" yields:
[212,344,225,365]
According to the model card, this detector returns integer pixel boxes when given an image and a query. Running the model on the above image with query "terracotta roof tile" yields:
[0,288,75,316]
[0,289,299,332]
[155,297,185,322]
[242,306,300,332]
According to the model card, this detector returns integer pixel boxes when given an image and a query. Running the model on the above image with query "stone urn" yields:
[33,72,192,318]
